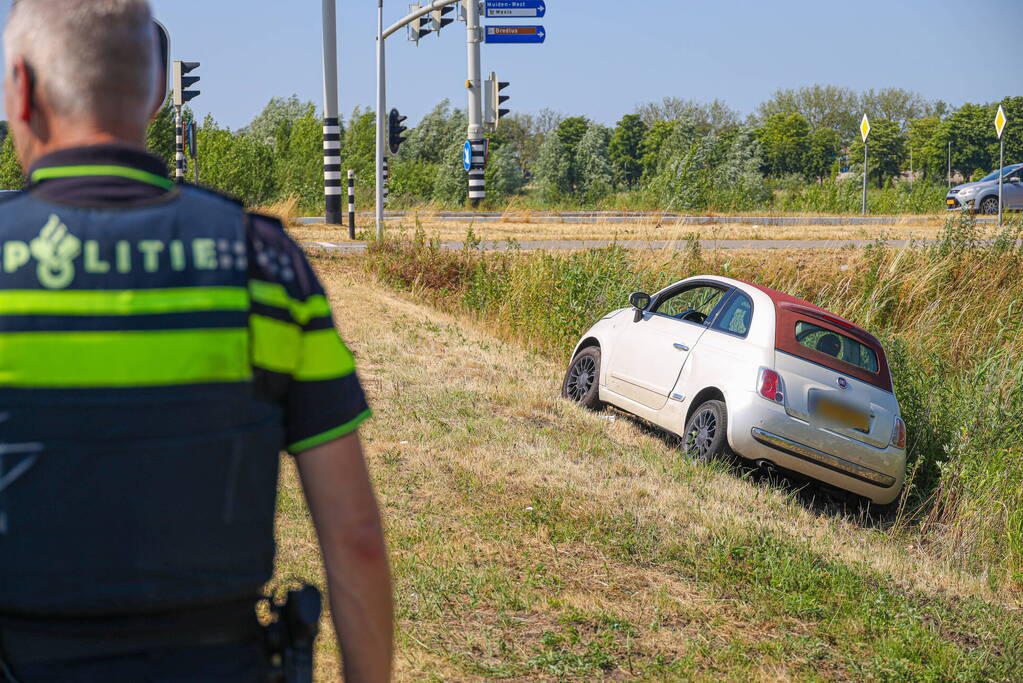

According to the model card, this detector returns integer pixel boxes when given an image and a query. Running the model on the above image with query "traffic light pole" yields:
[321,0,342,226]
[174,105,184,183]
[376,0,483,222]
[465,0,485,205]
[375,0,386,239]
[172,60,201,185]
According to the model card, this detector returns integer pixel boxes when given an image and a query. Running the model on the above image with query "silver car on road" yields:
[946,164,1023,214]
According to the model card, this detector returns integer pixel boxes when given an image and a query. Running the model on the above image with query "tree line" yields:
[0,85,1018,214]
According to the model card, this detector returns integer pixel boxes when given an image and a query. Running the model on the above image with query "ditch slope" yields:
[274,260,1022,682]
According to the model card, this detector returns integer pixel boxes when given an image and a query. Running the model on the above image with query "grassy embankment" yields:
[273,219,1022,680]
[362,213,1023,591]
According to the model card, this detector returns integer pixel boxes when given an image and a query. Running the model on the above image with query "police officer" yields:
[0,1,393,680]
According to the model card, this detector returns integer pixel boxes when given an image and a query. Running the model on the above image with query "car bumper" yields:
[727,392,906,504]
[946,195,972,210]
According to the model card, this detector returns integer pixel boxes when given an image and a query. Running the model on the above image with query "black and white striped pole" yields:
[174,106,184,183]
[321,0,342,225]
[382,158,390,206]
[468,141,486,204]
[347,170,356,239]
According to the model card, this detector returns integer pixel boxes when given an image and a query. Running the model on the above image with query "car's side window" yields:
[652,285,726,325]
[711,291,753,337]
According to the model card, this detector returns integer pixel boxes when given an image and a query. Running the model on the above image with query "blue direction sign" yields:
[485,0,546,19]
[484,25,546,44]
[463,140,474,171]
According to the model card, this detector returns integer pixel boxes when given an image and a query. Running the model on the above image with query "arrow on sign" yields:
[860,114,871,143]
[995,105,1007,139]
[485,25,546,44]
[485,0,546,18]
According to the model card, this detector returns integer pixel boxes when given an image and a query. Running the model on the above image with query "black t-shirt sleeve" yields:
[247,213,370,453]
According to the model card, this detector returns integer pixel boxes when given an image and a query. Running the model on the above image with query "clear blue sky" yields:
[0,0,1020,129]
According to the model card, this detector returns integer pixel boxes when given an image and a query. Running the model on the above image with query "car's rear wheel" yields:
[562,347,602,410]
[683,400,728,462]
[979,196,1000,215]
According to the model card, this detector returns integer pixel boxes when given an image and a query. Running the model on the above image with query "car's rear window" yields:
[795,321,879,373]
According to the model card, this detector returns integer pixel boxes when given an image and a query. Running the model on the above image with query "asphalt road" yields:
[302,238,922,254]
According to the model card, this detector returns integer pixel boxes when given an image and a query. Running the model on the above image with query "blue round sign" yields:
[463,140,473,171]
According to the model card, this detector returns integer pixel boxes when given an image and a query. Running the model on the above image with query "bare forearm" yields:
[297,433,394,682]
[326,539,393,682]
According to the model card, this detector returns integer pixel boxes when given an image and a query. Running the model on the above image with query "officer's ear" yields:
[9,57,35,124]
[150,20,170,119]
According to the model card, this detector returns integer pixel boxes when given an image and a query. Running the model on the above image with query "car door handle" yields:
[673,343,690,351]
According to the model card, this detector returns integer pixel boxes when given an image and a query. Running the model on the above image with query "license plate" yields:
[813,396,870,432]
[946,199,956,206]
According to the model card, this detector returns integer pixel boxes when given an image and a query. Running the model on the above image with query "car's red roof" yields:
[739,280,893,392]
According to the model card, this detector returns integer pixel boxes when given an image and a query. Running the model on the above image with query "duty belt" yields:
[0,599,259,666]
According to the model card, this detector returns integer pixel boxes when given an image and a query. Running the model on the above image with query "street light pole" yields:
[375,0,386,239]
[321,0,342,225]
[947,140,951,189]
[465,0,485,205]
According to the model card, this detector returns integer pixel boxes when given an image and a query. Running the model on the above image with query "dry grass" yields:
[287,215,947,245]
[274,259,1021,681]
[256,195,302,226]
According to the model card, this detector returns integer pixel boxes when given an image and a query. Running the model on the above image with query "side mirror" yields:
[1009,176,1022,184]
[629,291,651,322]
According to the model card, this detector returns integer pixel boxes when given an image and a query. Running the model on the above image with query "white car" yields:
[561,275,907,505]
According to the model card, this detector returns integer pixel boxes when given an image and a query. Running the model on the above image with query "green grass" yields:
[279,267,1023,680]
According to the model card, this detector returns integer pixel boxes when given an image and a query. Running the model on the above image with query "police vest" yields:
[0,186,288,617]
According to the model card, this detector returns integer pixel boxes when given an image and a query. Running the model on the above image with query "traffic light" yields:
[408,4,433,44]
[431,5,455,33]
[388,109,408,155]
[484,72,510,131]
[173,60,201,106]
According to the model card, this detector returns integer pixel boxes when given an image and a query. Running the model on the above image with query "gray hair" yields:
[4,0,156,125]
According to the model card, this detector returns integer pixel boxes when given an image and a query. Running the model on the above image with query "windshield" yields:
[979,166,1021,183]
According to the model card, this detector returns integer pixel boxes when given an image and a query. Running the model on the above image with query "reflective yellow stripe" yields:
[288,408,372,453]
[248,280,331,325]
[0,288,249,316]
[250,314,302,374]
[0,329,250,388]
[296,328,356,381]
[250,314,355,380]
[30,164,175,190]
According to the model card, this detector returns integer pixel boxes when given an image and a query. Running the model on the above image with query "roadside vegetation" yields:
[3,86,1016,216]
[280,257,1022,680]
[361,213,1023,595]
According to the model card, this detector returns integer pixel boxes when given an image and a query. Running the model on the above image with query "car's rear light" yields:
[891,417,907,449]
[758,368,785,404]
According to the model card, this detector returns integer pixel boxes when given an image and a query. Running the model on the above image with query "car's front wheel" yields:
[683,400,729,462]
[979,196,1000,215]
[562,347,602,410]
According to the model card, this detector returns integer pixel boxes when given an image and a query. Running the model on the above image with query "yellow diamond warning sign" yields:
[860,114,871,143]
[995,105,1007,139]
